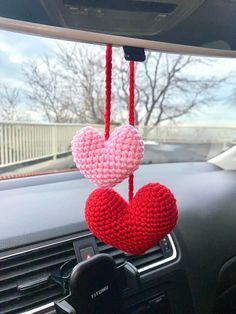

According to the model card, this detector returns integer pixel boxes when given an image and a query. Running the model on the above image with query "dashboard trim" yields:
[21,302,55,314]
[0,232,92,261]
[0,233,177,272]
[0,17,236,58]
[2,233,177,314]
[138,234,177,273]
[19,234,177,314]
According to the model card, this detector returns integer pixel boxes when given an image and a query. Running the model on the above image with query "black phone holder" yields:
[54,254,140,314]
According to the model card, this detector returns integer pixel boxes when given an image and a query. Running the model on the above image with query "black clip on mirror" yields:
[55,253,140,314]
[123,46,146,62]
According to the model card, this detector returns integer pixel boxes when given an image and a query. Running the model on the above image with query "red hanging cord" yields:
[129,61,135,126]
[103,47,135,202]
[128,60,135,203]
[104,45,112,140]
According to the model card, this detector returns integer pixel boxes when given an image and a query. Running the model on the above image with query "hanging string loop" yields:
[103,45,135,203]
[104,44,112,140]
[128,60,135,203]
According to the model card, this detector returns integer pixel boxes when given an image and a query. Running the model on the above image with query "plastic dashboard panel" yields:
[1,162,236,314]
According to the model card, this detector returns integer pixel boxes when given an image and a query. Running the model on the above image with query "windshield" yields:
[0,30,236,179]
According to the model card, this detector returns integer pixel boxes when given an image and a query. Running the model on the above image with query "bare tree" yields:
[117,52,227,126]
[0,85,22,121]
[23,56,79,123]
[23,44,228,125]
[56,44,105,123]
[23,44,106,123]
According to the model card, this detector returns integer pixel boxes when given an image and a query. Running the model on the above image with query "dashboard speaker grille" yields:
[0,241,76,314]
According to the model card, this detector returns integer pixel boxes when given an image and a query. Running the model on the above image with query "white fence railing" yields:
[0,122,83,167]
[0,122,236,167]
[142,125,236,143]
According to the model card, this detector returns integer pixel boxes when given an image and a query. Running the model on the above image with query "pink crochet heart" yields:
[72,125,144,187]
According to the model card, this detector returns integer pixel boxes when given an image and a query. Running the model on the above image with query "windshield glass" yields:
[0,30,236,179]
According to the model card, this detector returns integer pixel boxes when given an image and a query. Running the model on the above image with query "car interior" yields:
[0,1,236,314]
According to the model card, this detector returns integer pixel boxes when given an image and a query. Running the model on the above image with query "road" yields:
[0,143,226,177]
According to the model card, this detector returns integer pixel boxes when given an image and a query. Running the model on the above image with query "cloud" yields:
[9,55,25,64]
[0,28,236,126]
[0,41,11,53]
[0,30,57,87]
[181,56,236,79]
[0,76,30,90]
[181,102,236,125]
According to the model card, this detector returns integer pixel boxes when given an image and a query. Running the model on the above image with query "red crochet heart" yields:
[85,183,178,255]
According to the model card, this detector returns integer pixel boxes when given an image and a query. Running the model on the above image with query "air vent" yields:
[0,241,76,314]
[96,235,176,273]
[125,245,164,269]
[96,241,126,266]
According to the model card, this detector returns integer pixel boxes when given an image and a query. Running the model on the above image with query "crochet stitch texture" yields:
[72,125,144,188]
[85,182,178,254]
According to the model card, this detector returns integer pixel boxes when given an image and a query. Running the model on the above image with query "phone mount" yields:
[54,254,140,314]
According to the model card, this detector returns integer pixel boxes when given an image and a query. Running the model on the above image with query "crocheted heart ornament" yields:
[72,125,144,188]
[85,183,178,254]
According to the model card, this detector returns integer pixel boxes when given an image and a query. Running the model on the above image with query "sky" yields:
[0,28,236,125]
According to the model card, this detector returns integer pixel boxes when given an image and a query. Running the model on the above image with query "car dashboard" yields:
[1,162,236,314]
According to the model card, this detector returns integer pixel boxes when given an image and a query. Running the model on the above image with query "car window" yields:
[0,29,236,179]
